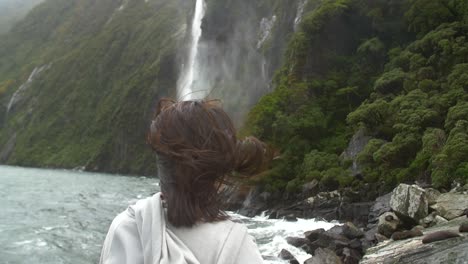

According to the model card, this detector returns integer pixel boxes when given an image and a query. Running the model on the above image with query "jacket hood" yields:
[127,192,200,264]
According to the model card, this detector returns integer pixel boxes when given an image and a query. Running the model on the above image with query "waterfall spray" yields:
[178,0,206,100]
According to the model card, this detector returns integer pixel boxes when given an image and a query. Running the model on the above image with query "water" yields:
[0,166,337,264]
[177,0,206,100]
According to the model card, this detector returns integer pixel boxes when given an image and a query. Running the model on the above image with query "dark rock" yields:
[286,236,310,248]
[278,249,299,264]
[368,192,392,224]
[342,247,362,264]
[327,225,345,236]
[375,233,388,242]
[348,239,362,250]
[284,214,298,222]
[459,222,468,232]
[309,231,351,252]
[422,230,460,244]
[276,209,303,219]
[305,228,325,242]
[342,222,364,239]
[302,179,319,198]
[339,202,373,227]
[304,248,343,264]
[303,191,341,221]
[391,229,423,241]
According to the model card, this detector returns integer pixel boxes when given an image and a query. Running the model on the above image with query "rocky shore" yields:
[227,182,468,263]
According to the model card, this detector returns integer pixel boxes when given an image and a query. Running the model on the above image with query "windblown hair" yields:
[147,98,268,227]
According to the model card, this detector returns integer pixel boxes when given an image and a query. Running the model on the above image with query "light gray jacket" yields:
[100,193,264,264]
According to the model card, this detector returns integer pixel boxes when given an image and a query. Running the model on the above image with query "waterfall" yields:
[294,0,307,31]
[177,0,206,101]
[7,64,50,113]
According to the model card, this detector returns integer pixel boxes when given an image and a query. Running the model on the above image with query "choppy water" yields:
[0,166,337,264]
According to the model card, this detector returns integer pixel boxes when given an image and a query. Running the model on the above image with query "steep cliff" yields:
[0,0,307,175]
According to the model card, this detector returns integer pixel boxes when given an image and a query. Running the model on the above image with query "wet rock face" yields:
[340,128,371,177]
[432,193,468,220]
[390,184,428,222]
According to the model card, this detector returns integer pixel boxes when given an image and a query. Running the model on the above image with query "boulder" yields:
[390,184,428,222]
[432,193,468,220]
[305,228,326,241]
[327,222,364,240]
[286,236,310,248]
[377,212,400,237]
[304,248,343,264]
[425,188,441,206]
[278,249,299,264]
[420,212,447,228]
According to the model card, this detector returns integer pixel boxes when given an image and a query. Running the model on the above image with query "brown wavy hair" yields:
[147,98,268,227]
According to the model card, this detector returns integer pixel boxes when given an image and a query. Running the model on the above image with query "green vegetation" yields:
[245,0,468,193]
[0,0,192,175]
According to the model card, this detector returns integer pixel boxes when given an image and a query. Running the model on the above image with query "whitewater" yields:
[0,165,337,263]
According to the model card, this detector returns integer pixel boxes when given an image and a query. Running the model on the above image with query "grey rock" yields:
[342,247,361,264]
[420,212,438,228]
[432,193,468,220]
[433,215,449,225]
[361,217,468,264]
[390,184,428,222]
[378,212,400,237]
[304,248,343,264]
[425,188,441,206]
[340,128,371,177]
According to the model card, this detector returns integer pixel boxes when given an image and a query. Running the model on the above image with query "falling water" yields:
[294,0,308,31]
[177,0,206,100]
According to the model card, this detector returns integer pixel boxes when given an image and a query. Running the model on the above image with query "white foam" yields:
[177,0,206,100]
[14,240,34,246]
[230,212,339,263]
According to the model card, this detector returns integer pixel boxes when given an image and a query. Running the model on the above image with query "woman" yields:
[100,99,267,264]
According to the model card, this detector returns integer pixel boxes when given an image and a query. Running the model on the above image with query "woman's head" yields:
[147,98,266,227]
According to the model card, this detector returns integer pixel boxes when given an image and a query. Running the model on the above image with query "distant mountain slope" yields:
[0,0,43,34]
[0,0,193,175]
